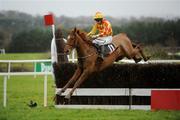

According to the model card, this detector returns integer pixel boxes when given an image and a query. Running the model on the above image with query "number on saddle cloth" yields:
[101,44,115,56]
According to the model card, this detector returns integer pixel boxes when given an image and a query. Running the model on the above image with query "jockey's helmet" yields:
[94,12,104,20]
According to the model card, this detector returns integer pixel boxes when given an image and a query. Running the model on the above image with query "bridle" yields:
[66,43,75,48]
[66,33,96,59]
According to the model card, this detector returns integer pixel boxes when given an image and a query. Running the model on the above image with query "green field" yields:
[0,53,180,120]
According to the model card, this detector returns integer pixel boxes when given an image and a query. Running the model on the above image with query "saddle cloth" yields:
[100,44,115,56]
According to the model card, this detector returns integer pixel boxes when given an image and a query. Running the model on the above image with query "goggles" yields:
[94,18,102,22]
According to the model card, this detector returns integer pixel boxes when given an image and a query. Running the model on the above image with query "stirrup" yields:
[97,56,103,62]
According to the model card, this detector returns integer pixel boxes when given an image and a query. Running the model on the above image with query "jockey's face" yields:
[95,18,102,24]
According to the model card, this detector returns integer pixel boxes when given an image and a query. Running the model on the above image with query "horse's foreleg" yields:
[131,49,141,62]
[139,48,150,62]
[64,69,90,100]
[133,45,150,62]
[56,67,82,96]
[122,44,140,60]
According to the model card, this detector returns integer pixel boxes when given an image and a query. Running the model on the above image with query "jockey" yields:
[87,12,113,55]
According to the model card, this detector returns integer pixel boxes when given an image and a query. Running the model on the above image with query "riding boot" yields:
[99,45,105,59]
[92,43,104,61]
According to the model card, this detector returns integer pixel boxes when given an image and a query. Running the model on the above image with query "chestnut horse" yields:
[57,28,149,102]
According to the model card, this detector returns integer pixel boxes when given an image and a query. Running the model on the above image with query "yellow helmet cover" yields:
[94,12,104,19]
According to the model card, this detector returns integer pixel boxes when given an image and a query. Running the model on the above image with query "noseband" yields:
[66,43,75,48]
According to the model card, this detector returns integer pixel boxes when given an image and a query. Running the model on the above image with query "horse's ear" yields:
[74,27,77,32]
[77,29,80,34]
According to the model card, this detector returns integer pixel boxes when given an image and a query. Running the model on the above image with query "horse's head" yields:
[64,27,79,54]
[64,27,92,54]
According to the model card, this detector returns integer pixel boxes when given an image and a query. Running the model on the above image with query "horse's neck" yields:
[76,36,93,57]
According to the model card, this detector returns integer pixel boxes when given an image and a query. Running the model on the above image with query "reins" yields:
[77,52,96,59]
[56,31,97,60]
[75,33,97,59]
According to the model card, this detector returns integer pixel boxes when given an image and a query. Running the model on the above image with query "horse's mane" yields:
[76,29,93,46]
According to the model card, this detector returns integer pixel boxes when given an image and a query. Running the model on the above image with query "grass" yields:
[0,76,180,120]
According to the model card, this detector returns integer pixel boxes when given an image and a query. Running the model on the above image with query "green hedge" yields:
[53,63,180,88]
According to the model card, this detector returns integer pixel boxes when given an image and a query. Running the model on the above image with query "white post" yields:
[72,50,75,63]
[34,62,37,78]
[2,49,5,54]
[44,74,48,107]
[8,62,11,79]
[67,55,70,61]
[51,24,55,39]
[129,88,132,110]
[3,76,7,107]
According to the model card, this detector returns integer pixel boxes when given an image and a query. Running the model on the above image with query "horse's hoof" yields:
[144,55,151,62]
[56,89,64,96]
[64,94,71,100]
[135,57,142,63]
[63,97,71,104]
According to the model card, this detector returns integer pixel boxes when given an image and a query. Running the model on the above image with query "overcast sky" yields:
[0,0,180,18]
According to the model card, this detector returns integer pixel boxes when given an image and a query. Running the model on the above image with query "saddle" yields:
[94,43,116,57]
[92,34,123,58]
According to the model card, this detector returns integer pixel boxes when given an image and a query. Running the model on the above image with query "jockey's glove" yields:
[91,34,99,39]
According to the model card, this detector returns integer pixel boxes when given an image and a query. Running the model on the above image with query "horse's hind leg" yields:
[56,67,82,96]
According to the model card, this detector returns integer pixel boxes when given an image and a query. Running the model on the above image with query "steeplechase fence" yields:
[54,63,180,110]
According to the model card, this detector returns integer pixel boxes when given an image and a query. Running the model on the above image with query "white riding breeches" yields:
[92,36,112,46]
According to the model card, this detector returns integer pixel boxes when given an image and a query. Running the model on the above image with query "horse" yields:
[56,27,150,102]
[52,27,68,88]
[55,27,68,63]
